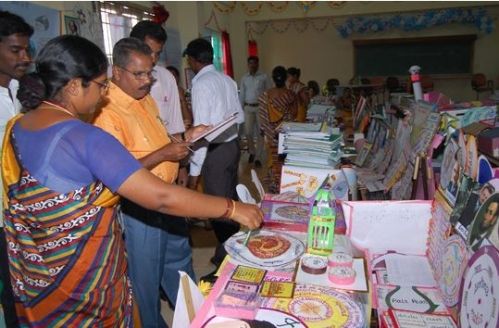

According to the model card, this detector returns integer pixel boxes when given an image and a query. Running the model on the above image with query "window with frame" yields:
[99,2,154,63]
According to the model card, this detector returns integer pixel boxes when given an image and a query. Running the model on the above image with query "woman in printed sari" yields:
[258,66,298,193]
[2,35,262,327]
[286,67,309,122]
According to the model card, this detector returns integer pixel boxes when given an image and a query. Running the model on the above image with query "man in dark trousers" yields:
[184,38,244,267]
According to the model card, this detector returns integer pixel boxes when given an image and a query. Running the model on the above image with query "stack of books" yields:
[279,131,343,169]
[306,104,335,122]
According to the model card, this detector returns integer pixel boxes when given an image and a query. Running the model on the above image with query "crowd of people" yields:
[0,11,262,327]
[0,10,344,327]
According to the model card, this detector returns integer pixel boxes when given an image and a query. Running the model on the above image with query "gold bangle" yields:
[229,200,236,219]
[219,198,232,218]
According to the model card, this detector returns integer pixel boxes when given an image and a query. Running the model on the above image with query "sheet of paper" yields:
[342,201,432,254]
[172,271,205,328]
[390,310,457,328]
[191,112,238,143]
[385,254,437,287]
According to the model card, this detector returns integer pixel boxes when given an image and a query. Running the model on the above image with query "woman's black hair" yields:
[166,65,180,78]
[326,78,340,95]
[287,67,300,78]
[272,66,287,88]
[307,80,320,97]
[17,35,107,109]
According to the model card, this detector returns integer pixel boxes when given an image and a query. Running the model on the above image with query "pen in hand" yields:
[242,229,253,247]
[168,134,194,153]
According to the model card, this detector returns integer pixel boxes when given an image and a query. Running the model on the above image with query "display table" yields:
[190,241,370,328]
[187,195,494,328]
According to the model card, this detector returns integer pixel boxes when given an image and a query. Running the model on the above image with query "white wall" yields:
[26,1,499,101]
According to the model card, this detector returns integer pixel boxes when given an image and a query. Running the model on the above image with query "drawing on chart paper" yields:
[272,204,310,223]
[260,284,364,328]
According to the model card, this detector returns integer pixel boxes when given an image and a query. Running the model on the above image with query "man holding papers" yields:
[93,37,206,327]
[184,38,245,267]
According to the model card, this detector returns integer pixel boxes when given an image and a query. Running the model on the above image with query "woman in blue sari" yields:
[2,35,262,327]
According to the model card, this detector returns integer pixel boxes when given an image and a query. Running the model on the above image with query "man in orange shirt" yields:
[93,37,203,327]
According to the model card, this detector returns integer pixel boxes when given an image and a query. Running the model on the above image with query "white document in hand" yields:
[191,112,239,143]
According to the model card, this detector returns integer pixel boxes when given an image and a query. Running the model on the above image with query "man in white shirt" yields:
[0,10,33,326]
[239,56,270,168]
[185,38,244,267]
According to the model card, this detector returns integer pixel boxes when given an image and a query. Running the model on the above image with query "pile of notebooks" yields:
[278,127,343,169]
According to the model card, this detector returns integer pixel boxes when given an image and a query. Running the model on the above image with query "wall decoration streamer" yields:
[268,2,289,13]
[241,2,264,16]
[204,9,225,32]
[297,1,317,14]
[213,1,236,14]
[246,7,496,38]
[310,18,332,32]
[293,20,310,33]
[271,21,292,34]
[336,7,495,38]
[329,1,347,9]
[247,17,337,36]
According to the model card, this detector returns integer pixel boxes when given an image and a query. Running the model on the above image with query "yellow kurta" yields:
[93,82,178,183]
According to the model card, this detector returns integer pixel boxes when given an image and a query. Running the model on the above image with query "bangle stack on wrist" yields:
[218,199,237,219]
[219,198,232,218]
[229,200,236,219]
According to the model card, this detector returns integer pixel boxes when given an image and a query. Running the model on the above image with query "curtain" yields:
[248,40,258,57]
[221,31,234,78]
[211,32,223,72]
[99,2,153,63]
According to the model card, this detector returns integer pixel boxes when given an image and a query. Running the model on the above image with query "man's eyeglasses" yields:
[91,79,110,91]
[485,208,496,215]
[117,65,155,81]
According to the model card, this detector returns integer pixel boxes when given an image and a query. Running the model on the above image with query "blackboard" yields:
[354,35,476,76]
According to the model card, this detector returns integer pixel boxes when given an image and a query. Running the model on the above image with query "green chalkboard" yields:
[354,35,476,76]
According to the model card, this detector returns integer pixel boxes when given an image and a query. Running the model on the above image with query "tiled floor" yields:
[161,144,267,326]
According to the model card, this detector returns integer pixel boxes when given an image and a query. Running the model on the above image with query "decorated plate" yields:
[225,230,305,269]
[260,284,364,328]
[459,245,499,328]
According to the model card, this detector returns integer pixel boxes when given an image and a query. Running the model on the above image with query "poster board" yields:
[342,200,432,254]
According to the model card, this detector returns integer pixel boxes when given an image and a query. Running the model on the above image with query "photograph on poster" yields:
[64,16,80,36]
[468,192,499,251]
